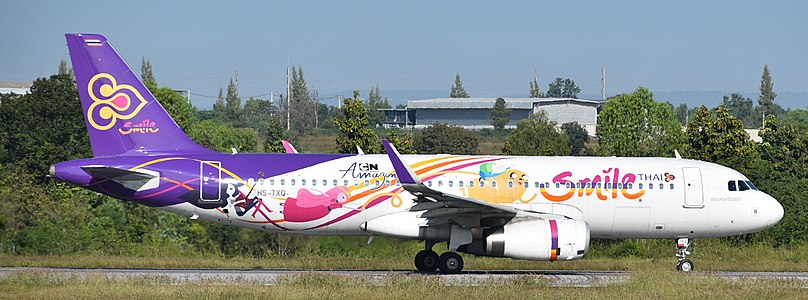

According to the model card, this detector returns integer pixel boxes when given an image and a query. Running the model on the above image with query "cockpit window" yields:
[728,181,737,191]
[738,180,751,191]
[746,181,759,190]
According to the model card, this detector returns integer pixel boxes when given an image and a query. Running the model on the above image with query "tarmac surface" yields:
[2,267,808,287]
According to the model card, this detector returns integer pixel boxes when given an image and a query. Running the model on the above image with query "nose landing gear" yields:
[676,238,694,272]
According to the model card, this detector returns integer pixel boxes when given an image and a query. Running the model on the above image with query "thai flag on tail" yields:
[84,38,102,47]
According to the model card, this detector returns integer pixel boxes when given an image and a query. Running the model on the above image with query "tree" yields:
[263,117,287,153]
[213,87,226,119]
[597,87,685,157]
[140,57,155,84]
[722,93,754,128]
[367,85,391,127]
[685,105,756,163]
[450,73,470,98]
[758,116,807,176]
[0,74,91,179]
[58,59,71,76]
[759,65,777,113]
[490,98,511,130]
[144,80,196,131]
[241,98,280,135]
[414,123,479,155]
[781,109,808,134]
[561,122,589,155]
[503,111,570,156]
[284,65,317,133]
[334,90,380,154]
[529,76,543,98]
[187,120,257,153]
[225,77,241,119]
[675,103,689,125]
[385,130,415,154]
[546,78,580,98]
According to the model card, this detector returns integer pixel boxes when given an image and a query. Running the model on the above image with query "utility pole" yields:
[286,64,291,131]
[601,66,606,101]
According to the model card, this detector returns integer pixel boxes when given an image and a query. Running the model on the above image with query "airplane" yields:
[51,33,784,274]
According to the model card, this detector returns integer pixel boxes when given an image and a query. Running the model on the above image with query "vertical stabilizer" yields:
[65,33,212,156]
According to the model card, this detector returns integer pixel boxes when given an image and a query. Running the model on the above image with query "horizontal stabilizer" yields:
[81,165,160,191]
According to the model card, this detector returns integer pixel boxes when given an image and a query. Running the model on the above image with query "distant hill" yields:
[581,91,807,109]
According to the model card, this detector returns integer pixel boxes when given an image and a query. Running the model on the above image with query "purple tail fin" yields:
[65,33,212,157]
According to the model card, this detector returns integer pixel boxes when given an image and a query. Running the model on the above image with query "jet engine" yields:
[460,218,590,261]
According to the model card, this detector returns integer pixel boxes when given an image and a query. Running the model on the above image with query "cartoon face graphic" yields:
[283,187,350,223]
[467,169,531,204]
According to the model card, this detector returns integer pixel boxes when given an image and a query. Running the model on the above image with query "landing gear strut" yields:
[676,238,694,272]
[414,241,465,274]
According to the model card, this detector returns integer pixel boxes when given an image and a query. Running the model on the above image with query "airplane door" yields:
[200,161,221,202]
[682,167,704,208]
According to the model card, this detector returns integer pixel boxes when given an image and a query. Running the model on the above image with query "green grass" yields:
[1,269,805,299]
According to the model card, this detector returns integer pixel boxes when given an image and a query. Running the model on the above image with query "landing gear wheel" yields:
[414,250,439,272]
[675,238,694,272]
[677,259,694,272]
[438,252,464,274]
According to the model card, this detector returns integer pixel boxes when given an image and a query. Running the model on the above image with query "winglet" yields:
[282,140,298,154]
[382,140,420,185]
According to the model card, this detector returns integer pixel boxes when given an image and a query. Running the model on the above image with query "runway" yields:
[2,267,808,287]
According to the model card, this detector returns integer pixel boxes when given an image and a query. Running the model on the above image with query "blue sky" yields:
[1,0,806,108]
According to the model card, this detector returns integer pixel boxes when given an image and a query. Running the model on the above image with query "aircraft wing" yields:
[81,165,160,191]
[383,140,567,228]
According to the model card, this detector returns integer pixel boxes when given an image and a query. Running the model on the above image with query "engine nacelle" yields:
[461,218,590,261]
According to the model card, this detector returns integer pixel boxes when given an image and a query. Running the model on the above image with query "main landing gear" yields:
[414,241,464,274]
[676,238,694,272]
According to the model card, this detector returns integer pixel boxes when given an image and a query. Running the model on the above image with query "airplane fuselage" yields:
[53,153,782,240]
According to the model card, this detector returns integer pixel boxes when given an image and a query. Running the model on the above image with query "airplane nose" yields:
[767,196,784,227]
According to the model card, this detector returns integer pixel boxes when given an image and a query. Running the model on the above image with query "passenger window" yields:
[480,181,485,188]
[386,180,391,186]
[659,183,664,189]
[638,183,643,189]
[470,181,475,187]
[627,183,632,189]
[280,179,285,186]
[586,182,592,189]
[576,182,581,189]
[291,179,296,186]
[459,181,464,187]
[354,180,359,187]
[524,182,529,188]
[617,183,623,189]
[449,181,454,187]
[492,181,497,188]
[344,180,349,186]
[428,181,433,187]
[269,178,275,186]
[333,180,338,186]
[535,182,540,188]
[301,179,306,186]
[597,183,602,189]
[312,179,316,186]
[670,183,674,190]
[555,182,560,188]
[606,183,612,189]
[738,180,751,191]
[323,180,327,186]
[649,183,653,189]
[438,181,443,187]
[508,181,514,188]
[364,180,370,186]
[374,180,379,187]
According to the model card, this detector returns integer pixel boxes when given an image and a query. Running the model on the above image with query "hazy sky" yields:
[2,0,806,108]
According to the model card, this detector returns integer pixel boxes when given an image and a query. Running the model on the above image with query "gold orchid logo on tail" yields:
[86,73,151,131]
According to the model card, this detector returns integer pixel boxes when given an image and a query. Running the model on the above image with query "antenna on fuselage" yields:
[674,149,682,159]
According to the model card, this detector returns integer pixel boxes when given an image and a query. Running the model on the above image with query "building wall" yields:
[416,108,531,128]
[534,102,598,125]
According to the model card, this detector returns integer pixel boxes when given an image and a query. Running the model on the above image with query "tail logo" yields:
[86,73,149,131]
